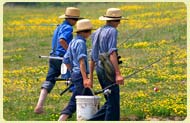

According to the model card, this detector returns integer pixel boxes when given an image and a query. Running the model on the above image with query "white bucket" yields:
[61,63,67,74]
[76,95,100,121]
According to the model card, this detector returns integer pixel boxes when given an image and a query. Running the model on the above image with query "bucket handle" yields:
[82,87,95,96]
[82,87,100,110]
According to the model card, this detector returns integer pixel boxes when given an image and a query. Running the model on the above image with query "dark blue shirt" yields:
[91,25,118,62]
[63,35,89,74]
[51,20,73,57]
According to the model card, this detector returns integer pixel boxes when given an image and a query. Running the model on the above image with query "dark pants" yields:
[88,62,120,121]
[41,59,70,93]
[61,72,93,117]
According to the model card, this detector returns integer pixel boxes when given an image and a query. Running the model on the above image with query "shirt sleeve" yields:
[58,26,73,43]
[91,30,99,62]
[63,46,71,64]
[108,28,118,55]
[76,41,87,62]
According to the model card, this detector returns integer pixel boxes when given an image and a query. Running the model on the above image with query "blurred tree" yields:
[4,2,80,7]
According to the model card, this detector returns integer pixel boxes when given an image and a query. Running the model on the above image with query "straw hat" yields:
[99,8,127,20]
[75,19,93,32]
[59,7,83,19]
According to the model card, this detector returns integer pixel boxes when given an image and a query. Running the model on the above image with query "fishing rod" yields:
[94,52,174,95]
[56,78,74,96]
[84,23,151,65]
[39,22,166,96]
[58,52,174,96]
[117,22,150,47]
[39,55,63,60]
[58,23,156,96]
[86,22,150,53]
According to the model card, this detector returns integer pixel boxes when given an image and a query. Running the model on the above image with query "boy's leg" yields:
[88,65,108,120]
[58,114,69,121]
[90,86,120,121]
[97,64,120,121]
[34,88,48,114]
[58,75,82,121]
[34,59,61,114]
[58,73,92,121]
[89,63,120,121]
[87,103,106,121]
[59,89,77,120]
[104,85,120,121]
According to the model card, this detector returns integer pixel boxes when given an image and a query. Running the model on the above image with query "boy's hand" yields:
[115,72,124,85]
[83,78,92,88]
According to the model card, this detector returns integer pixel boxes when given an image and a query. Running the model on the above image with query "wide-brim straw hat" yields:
[59,7,83,19]
[99,8,127,20]
[75,19,95,33]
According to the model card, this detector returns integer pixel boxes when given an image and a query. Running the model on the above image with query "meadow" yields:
[3,2,187,121]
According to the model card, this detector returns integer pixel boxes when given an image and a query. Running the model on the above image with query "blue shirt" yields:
[91,25,118,62]
[51,20,73,57]
[63,35,89,74]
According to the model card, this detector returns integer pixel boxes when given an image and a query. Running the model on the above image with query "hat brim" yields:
[74,28,96,33]
[59,14,83,19]
[99,16,128,20]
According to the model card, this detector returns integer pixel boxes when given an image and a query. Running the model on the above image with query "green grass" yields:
[3,2,187,121]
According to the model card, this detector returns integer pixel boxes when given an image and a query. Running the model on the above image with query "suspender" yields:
[97,28,103,54]
[96,28,115,83]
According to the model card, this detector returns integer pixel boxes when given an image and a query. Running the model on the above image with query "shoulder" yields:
[93,27,102,34]
[76,39,85,45]
[107,26,117,34]
[71,38,85,46]
[92,28,102,37]
[100,26,117,35]
[60,23,73,32]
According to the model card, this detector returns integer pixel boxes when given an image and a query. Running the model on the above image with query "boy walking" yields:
[58,19,94,120]
[34,7,82,114]
[89,8,125,121]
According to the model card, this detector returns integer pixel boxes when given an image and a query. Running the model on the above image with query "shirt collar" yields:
[63,20,72,26]
[76,35,86,42]
[103,25,118,32]
[104,24,115,28]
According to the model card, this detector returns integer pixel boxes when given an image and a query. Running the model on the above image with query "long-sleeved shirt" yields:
[51,20,73,57]
[63,35,89,74]
[91,25,118,63]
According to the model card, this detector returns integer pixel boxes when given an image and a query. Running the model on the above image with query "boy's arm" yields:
[59,38,68,50]
[89,60,95,87]
[110,51,124,85]
[65,64,71,71]
[79,58,92,88]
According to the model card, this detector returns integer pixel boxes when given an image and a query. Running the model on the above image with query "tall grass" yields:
[3,2,186,121]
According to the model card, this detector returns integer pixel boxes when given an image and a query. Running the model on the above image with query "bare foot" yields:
[34,106,44,114]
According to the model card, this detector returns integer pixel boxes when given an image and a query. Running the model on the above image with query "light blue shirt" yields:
[91,25,118,62]
[63,35,89,74]
[51,20,73,57]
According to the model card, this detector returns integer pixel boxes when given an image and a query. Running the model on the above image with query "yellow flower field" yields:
[3,2,186,121]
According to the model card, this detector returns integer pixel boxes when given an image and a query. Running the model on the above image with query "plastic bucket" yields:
[76,95,100,121]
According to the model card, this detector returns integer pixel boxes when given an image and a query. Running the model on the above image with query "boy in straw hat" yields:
[34,7,82,114]
[89,8,125,121]
[58,19,94,121]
